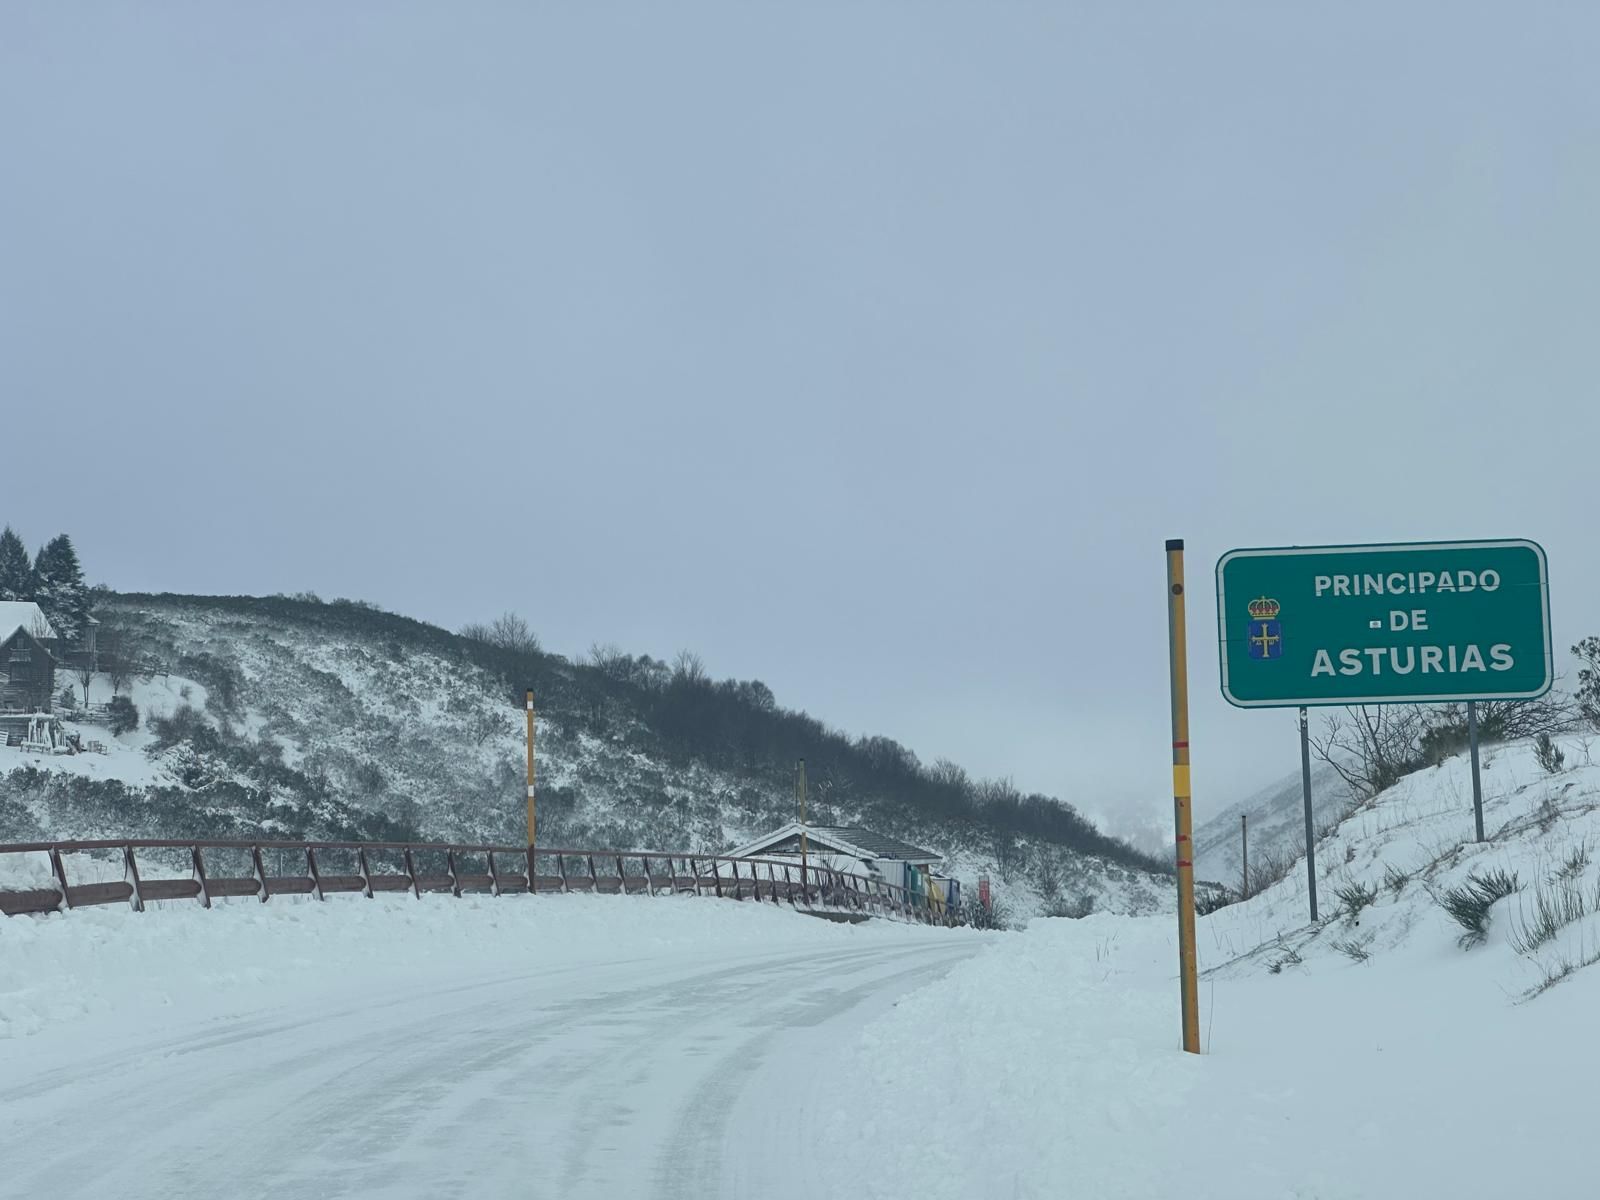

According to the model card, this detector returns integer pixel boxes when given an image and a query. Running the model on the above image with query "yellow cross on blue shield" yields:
[1247,618,1283,660]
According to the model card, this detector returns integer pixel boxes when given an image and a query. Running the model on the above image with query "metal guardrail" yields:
[0,839,964,927]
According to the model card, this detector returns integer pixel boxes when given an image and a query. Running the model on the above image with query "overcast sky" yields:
[4,3,1598,850]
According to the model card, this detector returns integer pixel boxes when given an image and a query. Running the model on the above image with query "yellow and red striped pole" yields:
[1165,539,1201,1055]
[525,689,536,853]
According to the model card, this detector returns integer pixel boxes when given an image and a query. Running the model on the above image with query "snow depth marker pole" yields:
[1468,700,1485,842]
[525,688,538,891]
[1164,538,1202,1055]
[1299,707,1318,922]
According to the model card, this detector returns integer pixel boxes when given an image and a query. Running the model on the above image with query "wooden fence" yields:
[0,839,966,927]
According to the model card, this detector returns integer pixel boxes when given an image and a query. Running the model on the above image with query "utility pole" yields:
[534,684,547,857]
[797,759,808,899]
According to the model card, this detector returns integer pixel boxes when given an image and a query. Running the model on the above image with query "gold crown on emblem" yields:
[1247,595,1280,620]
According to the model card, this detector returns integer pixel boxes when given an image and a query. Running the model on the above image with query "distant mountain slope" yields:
[1193,761,1355,892]
[0,592,1173,920]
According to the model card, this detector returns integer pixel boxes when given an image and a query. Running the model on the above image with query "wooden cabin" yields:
[0,602,59,714]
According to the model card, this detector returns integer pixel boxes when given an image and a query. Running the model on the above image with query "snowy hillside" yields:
[0,593,1171,920]
[1203,729,1600,995]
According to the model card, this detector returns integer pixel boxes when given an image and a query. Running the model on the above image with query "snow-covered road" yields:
[1,913,977,1199]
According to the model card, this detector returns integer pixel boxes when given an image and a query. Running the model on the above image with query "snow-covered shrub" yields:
[106,694,139,735]
[1536,733,1566,775]
[1509,876,1590,956]
[1247,847,1296,897]
[1334,879,1378,922]
[1435,869,1520,948]
[1382,864,1411,898]
[1331,935,1373,962]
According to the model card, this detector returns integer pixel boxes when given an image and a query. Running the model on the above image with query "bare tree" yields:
[459,611,541,656]
[1422,695,1576,753]
[101,630,143,696]
[469,707,506,745]
[927,758,972,793]
[671,649,708,685]
[1032,846,1064,899]
[1315,693,1579,800]
[487,611,540,655]
[586,641,629,679]
[1310,706,1429,799]
[77,663,94,707]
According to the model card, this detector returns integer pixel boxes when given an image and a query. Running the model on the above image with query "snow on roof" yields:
[0,601,57,643]
[729,822,943,864]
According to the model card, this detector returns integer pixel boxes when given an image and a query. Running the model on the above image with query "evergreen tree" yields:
[32,534,90,643]
[0,526,31,601]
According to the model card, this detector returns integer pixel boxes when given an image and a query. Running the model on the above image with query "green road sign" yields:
[1216,540,1552,708]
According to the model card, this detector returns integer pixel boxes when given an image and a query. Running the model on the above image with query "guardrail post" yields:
[306,847,324,901]
[558,855,570,894]
[690,857,702,896]
[123,844,145,913]
[358,847,374,899]
[403,846,421,899]
[587,855,599,891]
[526,848,537,896]
[251,845,269,903]
[50,847,72,911]
[712,857,723,899]
[767,864,779,906]
[189,844,211,909]
[447,849,461,898]
[783,864,796,908]
[487,850,501,897]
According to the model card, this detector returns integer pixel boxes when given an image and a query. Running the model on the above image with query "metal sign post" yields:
[1468,700,1485,842]
[1164,539,1202,1056]
[1299,706,1318,922]
[1240,813,1248,899]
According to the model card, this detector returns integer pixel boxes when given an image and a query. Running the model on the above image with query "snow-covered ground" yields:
[817,731,1600,1198]
[7,732,1595,1197]
[0,891,973,1042]
[1,894,982,1197]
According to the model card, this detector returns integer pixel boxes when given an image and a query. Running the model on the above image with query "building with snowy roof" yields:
[0,601,57,645]
[727,823,960,909]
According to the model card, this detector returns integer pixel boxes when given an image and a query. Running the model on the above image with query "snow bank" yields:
[823,911,1596,1199]
[822,735,1600,1198]
[0,892,954,1042]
